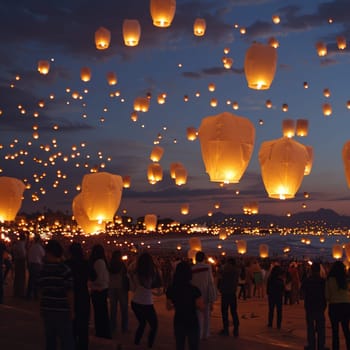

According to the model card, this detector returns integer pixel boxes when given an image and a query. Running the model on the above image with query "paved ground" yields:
[0,281,340,350]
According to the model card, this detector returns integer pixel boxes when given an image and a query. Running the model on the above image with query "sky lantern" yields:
[208,83,216,92]
[80,171,123,222]
[95,27,111,50]
[37,60,50,75]
[180,203,189,215]
[186,127,197,141]
[189,237,202,252]
[259,244,269,258]
[122,175,131,188]
[222,57,233,69]
[345,243,350,261]
[296,119,309,137]
[282,119,295,138]
[272,15,280,24]
[210,98,218,107]
[80,67,91,82]
[198,111,255,183]
[342,140,350,188]
[323,103,332,116]
[106,72,117,85]
[258,137,309,199]
[268,37,279,48]
[174,165,187,186]
[150,0,176,28]
[265,99,272,108]
[147,163,163,184]
[323,88,331,98]
[193,18,206,36]
[219,229,227,240]
[122,19,141,46]
[130,111,138,122]
[170,162,183,179]
[236,240,247,255]
[337,36,347,50]
[150,146,164,162]
[72,193,105,234]
[332,244,343,260]
[304,145,314,176]
[134,97,150,112]
[244,42,277,90]
[232,101,239,110]
[315,42,327,56]
[157,94,166,104]
[0,176,25,222]
[144,214,157,232]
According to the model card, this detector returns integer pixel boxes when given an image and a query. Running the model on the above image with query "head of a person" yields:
[136,252,156,284]
[311,262,321,275]
[173,261,192,286]
[69,242,84,260]
[195,251,205,263]
[89,244,106,263]
[45,239,63,260]
[329,260,347,289]
[270,265,282,279]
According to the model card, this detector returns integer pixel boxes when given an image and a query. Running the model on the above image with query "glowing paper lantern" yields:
[323,103,332,116]
[268,37,279,48]
[80,67,91,82]
[180,203,189,215]
[80,172,123,222]
[122,175,131,188]
[134,97,150,112]
[37,60,50,75]
[210,98,218,107]
[186,127,197,141]
[272,15,280,24]
[95,27,111,50]
[198,111,255,183]
[236,240,247,255]
[304,146,314,176]
[219,229,227,240]
[174,165,187,186]
[296,119,309,137]
[147,163,163,184]
[193,18,206,36]
[208,83,216,92]
[282,119,295,138]
[332,244,343,260]
[259,244,269,258]
[150,146,164,162]
[72,193,105,234]
[337,36,347,50]
[144,214,157,232]
[345,243,350,261]
[0,177,25,221]
[342,141,350,188]
[244,42,277,90]
[315,42,327,56]
[150,0,176,28]
[170,162,183,179]
[323,88,331,98]
[189,237,202,252]
[222,57,233,69]
[122,19,141,46]
[258,137,309,199]
[106,72,117,86]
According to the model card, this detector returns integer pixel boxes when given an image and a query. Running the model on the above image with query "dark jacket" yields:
[301,275,326,312]
[218,260,239,294]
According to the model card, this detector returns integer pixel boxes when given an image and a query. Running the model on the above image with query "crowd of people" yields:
[1,233,350,350]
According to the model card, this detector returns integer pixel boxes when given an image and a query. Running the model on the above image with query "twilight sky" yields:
[1,0,350,221]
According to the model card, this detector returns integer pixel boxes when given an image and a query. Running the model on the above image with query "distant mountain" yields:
[185,208,350,229]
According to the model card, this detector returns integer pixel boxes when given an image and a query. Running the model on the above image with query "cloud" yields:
[182,66,243,79]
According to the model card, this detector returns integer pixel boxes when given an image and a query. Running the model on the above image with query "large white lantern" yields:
[0,177,25,221]
[198,111,255,183]
[244,42,277,90]
[259,137,309,199]
[150,0,176,28]
[80,172,123,222]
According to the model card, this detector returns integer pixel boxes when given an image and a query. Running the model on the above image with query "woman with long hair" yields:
[326,261,350,350]
[89,244,111,339]
[109,250,129,334]
[166,261,204,350]
[129,252,162,348]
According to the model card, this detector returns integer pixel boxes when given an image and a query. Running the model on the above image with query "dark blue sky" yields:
[0,0,350,220]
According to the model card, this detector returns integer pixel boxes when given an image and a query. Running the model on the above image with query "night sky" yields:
[0,0,350,221]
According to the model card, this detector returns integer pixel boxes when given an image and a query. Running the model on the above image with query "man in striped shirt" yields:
[38,239,75,350]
